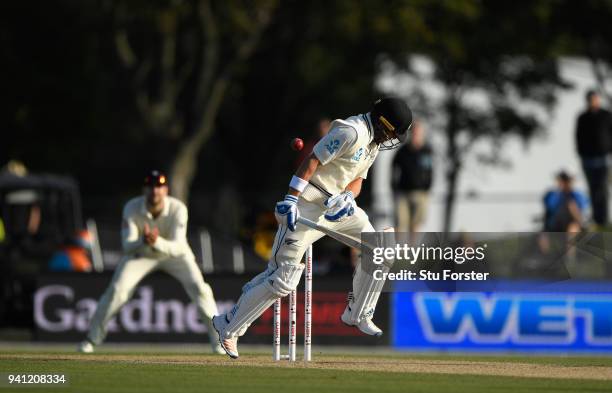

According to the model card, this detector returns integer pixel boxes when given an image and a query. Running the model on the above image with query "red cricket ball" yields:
[291,137,304,151]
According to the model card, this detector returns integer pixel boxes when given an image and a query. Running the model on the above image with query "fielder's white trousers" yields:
[87,255,218,345]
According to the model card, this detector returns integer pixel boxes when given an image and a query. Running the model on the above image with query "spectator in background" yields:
[538,171,589,266]
[543,171,588,233]
[576,90,612,227]
[251,211,276,260]
[392,120,433,235]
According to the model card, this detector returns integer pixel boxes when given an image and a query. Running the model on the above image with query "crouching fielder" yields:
[79,171,223,354]
[213,97,412,359]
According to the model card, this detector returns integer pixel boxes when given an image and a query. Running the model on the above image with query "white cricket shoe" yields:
[212,315,239,359]
[207,320,226,355]
[341,306,383,337]
[212,342,225,355]
[77,340,95,353]
[219,337,239,359]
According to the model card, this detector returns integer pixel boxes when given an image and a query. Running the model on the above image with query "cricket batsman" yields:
[213,97,412,358]
[79,171,223,354]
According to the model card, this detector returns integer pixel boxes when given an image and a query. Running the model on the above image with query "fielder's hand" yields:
[275,195,300,231]
[143,223,159,245]
[324,191,355,222]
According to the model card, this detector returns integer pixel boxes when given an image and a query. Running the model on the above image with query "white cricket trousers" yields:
[223,199,376,338]
[86,255,218,344]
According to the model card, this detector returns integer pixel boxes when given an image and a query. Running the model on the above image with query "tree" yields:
[2,0,578,235]
[553,0,612,102]
[107,0,277,202]
[382,0,569,231]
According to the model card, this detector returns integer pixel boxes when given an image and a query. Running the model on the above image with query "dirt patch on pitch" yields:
[3,353,612,381]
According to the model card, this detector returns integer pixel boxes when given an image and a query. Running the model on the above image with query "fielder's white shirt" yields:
[308,113,379,197]
[121,196,194,260]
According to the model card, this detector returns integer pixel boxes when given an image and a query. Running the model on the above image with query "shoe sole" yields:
[341,314,383,337]
[212,316,239,359]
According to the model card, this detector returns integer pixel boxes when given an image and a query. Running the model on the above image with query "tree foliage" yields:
[552,0,612,101]
[381,0,570,230]
[1,0,601,233]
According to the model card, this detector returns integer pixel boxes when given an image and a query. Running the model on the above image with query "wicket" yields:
[273,245,312,362]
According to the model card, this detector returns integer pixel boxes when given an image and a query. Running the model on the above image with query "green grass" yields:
[1,353,612,393]
[8,348,612,367]
[386,352,612,367]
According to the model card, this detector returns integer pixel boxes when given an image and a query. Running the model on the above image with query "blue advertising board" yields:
[392,288,612,352]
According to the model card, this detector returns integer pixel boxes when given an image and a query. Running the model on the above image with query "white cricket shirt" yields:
[121,195,194,260]
[306,113,379,199]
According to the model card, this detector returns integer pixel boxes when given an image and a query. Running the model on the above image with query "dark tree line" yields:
[2,0,610,232]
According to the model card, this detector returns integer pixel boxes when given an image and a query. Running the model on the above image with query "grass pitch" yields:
[2,350,612,393]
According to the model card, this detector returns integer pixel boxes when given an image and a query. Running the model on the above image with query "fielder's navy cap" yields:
[144,170,168,187]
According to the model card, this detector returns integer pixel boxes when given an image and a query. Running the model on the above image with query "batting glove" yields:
[324,191,355,222]
[275,195,300,231]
